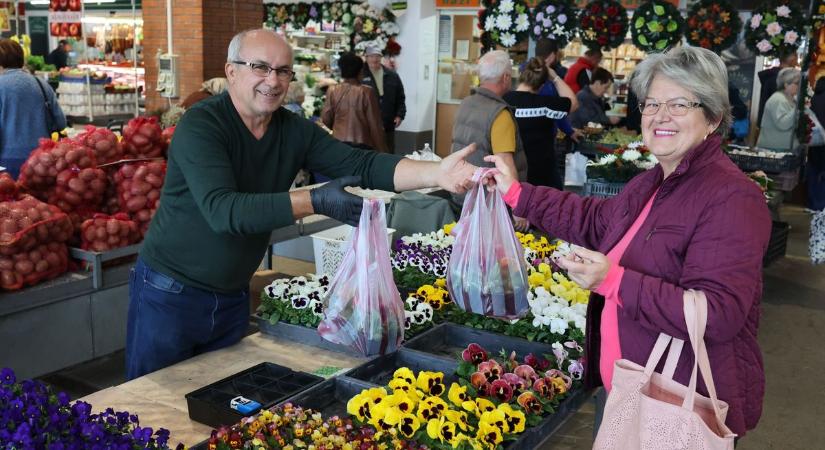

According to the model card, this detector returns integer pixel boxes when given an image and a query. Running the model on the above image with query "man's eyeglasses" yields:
[639,100,703,116]
[232,60,294,80]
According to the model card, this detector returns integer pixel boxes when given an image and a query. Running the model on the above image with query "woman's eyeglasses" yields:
[639,100,702,116]
[232,60,294,80]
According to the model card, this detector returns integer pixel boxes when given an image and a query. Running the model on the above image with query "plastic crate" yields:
[403,322,555,361]
[253,314,364,357]
[345,347,459,385]
[283,376,379,418]
[763,221,789,267]
[184,362,323,428]
[771,168,800,192]
[725,150,800,173]
[583,179,626,198]
[310,224,395,276]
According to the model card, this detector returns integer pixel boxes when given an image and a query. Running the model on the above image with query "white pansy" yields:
[621,149,642,161]
[515,14,529,32]
[549,317,568,334]
[499,0,514,13]
[496,14,512,31]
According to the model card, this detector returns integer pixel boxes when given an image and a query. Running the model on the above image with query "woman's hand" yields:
[555,245,611,290]
[482,154,518,194]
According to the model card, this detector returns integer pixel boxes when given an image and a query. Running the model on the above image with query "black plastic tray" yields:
[345,347,459,386]
[185,362,323,428]
[253,313,363,357]
[506,387,592,449]
[763,221,789,267]
[404,323,555,361]
[283,376,379,419]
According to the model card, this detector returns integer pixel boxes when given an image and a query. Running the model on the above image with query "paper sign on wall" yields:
[49,0,82,38]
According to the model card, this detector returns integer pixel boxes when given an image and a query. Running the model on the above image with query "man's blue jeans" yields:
[126,257,249,380]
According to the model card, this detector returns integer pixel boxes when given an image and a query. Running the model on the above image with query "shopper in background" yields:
[0,39,66,178]
[282,80,306,118]
[361,45,406,153]
[756,67,801,152]
[46,39,71,70]
[534,38,581,143]
[807,76,825,211]
[569,67,620,129]
[484,46,769,441]
[321,52,387,152]
[564,47,602,93]
[451,49,528,230]
[126,29,479,380]
[179,77,228,109]
[504,57,573,189]
[757,50,798,127]
[728,80,750,142]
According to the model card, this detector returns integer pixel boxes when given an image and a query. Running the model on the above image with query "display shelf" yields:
[69,244,141,290]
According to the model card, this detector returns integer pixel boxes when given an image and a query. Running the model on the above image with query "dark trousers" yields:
[125,257,249,380]
[385,129,396,154]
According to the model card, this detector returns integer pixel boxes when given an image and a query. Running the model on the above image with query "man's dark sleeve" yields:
[395,73,406,120]
[577,70,590,94]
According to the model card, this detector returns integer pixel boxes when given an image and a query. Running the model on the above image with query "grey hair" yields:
[776,68,801,91]
[631,46,731,137]
[478,50,512,84]
[284,80,305,104]
[227,28,286,62]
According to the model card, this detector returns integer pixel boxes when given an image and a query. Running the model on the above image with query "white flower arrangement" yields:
[529,0,578,46]
[527,286,588,334]
[264,274,331,318]
[351,3,398,51]
[403,295,435,330]
[480,0,530,48]
[400,229,454,250]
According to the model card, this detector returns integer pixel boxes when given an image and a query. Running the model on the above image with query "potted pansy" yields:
[478,0,531,49]
[578,0,628,51]
[391,226,454,289]
[630,0,685,52]
[685,0,742,53]
[257,274,331,328]
[744,1,805,57]
[529,0,578,46]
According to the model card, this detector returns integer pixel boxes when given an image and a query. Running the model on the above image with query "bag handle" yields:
[682,290,727,426]
[31,74,58,134]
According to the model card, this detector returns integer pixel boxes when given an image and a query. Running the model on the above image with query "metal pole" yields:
[81,0,94,122]
[133,0,139,117]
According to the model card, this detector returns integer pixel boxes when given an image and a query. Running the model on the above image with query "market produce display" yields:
[75,125,123,164]
[18,138,96,193]
[122,116,166,159]
[112,160,167,236]
[80,212,141,252]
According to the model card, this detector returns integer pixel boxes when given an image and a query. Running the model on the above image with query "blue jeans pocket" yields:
[144,268,184,294]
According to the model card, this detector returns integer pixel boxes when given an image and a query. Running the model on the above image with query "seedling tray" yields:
[283,376,379,418]
[404,323,555,361]
[345,348,459,385]
[185,362,323,428]
[505,387,591,449]
[253,314,363,357]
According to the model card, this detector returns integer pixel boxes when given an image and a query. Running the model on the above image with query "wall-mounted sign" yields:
[49,0,82,38]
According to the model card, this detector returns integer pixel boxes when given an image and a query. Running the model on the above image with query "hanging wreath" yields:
[351,3,400,53]
[529,0,578,47]
[478,0,531,48]
[322,1,354,33]
[578,0,629,51]
[685,0,742,53]
[307,3,323,24]
[289,3,311,28]
[744,1,805,57]
[264,4,290,30]
[630,1,684,52]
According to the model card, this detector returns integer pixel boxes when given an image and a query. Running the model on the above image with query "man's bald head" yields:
[227,29,292,63]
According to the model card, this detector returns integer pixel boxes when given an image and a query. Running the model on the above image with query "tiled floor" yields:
[38,207,825,449]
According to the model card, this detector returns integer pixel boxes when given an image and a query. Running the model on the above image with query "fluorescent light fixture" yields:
[82,16,143,25]
[29,1,118,4]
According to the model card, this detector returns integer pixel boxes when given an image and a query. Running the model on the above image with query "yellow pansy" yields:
[426,416,457,443]
[346,392,372,421]
[551,376,569,395]
[528,272,546,288]
[435,278,447,288]
[393,367,416,385]
[447,382,469,407]
[416,371,445,396]
[444,409,470,432]
[396,412,420,438]
[480,408,509,433]
[497,403,526,434]
[476,420,504,446]
[416,285,436,297]
[443,222,456,235]
[474,398,497,415]
[538,262,551,274]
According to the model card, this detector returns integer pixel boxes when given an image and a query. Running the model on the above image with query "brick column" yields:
[142,0,263,113]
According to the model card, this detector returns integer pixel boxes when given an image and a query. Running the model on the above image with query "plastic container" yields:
[282,376,379,418]
[583,178,626,198]
[726,150,800,173]
[403,322,555,361]
[763,221,789,267]
[345,348,459,385]
[310,224,395,276]
[771,168,800,192]
[253,313,365,357]
[184,362,323,428]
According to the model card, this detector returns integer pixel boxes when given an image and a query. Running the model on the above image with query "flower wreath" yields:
[529,0,578,47]
[578,0,629,51]
[264,3,290,30]
[478,0,531,49]
[323,1,355,33]
[289,3,311,29]
[351,3,400,53]
[744,1,805,57]
[307,2,323,23]
[685,0,742,53]
[630,0,684,52]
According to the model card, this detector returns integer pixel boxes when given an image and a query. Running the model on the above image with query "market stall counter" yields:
[78,332,366,447]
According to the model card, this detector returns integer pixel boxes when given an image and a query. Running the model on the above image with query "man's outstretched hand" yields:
[437,143,479,194]
[310,176,364,226]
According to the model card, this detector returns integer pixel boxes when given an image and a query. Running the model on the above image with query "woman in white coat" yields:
[757,68,801,152]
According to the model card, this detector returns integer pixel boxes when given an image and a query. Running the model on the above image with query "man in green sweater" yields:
[126,29,478,379]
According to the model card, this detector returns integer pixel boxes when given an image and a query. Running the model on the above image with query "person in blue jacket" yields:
[535,39,582,145]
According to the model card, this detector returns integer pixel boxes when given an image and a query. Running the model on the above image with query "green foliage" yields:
[393,267,439,292]
[257,290,321,328]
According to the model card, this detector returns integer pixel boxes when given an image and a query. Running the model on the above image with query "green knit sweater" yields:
[141,92,402,293]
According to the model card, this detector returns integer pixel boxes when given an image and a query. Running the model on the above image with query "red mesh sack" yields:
[122,116,165,159]
[114,161,166,236]
[80,212,140,252]
[161,125,175,151]
[0,241,69,291]
[66,206,100,247]
[18,138,96,195]
[48,167,108,212]
[0,194,73,256]
[0,172,18,201]
[75,125,123,164]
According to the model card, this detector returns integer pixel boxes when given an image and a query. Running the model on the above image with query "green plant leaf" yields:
[654,4,665,16]
[646,21,660,32]
[655,39,668,49]
[638,35,649,46]
[635,17,645,29]
[666,21,678,32]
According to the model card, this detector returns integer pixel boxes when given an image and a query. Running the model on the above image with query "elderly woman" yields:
[283,80,306,117]
[321,52,387,152]
[485,46,770,440]
[757,67,801,151]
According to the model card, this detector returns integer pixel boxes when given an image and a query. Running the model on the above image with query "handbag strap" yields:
[31,74,56,133]
[682,290,727,425]
[661,337,684,380]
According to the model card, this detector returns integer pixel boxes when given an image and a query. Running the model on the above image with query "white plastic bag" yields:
[564,152,588,186]
[810,210,825,265]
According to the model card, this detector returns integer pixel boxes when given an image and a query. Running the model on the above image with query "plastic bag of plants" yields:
[447,169,530,319]
[317,199,404,356]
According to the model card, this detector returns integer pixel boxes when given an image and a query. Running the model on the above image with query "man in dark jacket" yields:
[362,45,406,153]
[46,40,71,70]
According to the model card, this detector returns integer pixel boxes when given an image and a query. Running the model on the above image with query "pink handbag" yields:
[593,290,737,450]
